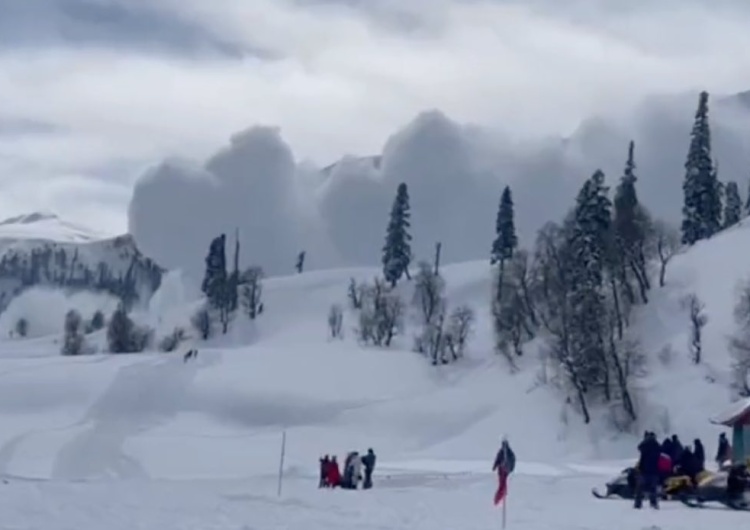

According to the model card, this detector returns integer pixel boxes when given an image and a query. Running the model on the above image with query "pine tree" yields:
[490,186,518,268]
[570,170,612,290]
[613,141,651,305]
[613,142,641,250]
[567,170,612,397]
[200,233,235,333]
[745,179,750,215]
[682,91,719,244]
[201,234,227,307]
[382,182,412,287]
[228,229,240,311]
[724,180,742,228]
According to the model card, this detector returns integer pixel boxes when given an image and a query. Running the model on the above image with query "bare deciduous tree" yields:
[729,279,750,397]
[681,293,707,364]
[443,305,475,362]
[649,220,680,287]
[239,266,264,320]
[356,278,404,347]
[347,277,364,310]
[328,304,344,339]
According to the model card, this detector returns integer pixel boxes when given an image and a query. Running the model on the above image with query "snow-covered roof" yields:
[711,397,750,426]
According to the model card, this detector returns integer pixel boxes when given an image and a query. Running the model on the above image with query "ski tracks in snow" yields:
[49,353,208,480]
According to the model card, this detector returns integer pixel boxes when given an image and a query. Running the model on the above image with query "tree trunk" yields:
[659,260,667,287]
[629,261,649,304]
[609,277,624,340]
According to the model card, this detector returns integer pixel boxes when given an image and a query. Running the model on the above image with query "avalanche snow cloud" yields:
[128,126,327,281]
[130,94,750,278]
[4,0,750,237]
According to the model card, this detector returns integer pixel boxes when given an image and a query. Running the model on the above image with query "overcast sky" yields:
[1,0,750,235]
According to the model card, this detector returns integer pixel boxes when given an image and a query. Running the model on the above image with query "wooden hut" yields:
[711,397,750,464]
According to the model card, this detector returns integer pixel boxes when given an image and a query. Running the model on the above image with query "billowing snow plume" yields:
[128,126,329,283]
[128,99,750,280]
[129,111,541,277]
[0,288,119,339]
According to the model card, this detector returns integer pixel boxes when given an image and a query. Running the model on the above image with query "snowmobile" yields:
[592,467,638,499]
[679,467,750,511]
[591,467,709,500]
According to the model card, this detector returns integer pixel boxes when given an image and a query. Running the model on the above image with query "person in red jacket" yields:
[327,455,341,488]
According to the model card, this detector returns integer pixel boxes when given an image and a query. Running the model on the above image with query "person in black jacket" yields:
[670,434,684,463]
[361,448,376,489]
[661,437,674,460]
[692,439,705,472]
[493,438,516,474]
[727,463,749,506]
[319,455,330,488]
[676,447,699,484]
[635,431,661,509]
[716,433,731,466]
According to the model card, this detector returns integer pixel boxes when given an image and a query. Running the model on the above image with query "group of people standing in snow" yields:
[319,449,377,490]
[632,431,734,509]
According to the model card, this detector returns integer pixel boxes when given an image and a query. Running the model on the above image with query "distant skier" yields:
[183,349,198,362]
[362,448,376,489]
[634,431,661,509]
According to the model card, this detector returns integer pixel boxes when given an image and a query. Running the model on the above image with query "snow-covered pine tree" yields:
[490,185,518,285]
[613,141,651,306]
[228,229,240,312]
[567,169,612,402]
[724,180,742,229]
[382,182,413,287]
[202,234,228,307]
[682,91,719,244]
[61,309,85,356]
[201,233,235,333]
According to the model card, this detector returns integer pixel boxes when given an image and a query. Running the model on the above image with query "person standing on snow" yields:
[319,455,330,488]
[493,438,516,474]
[350,452,363,489]
[327,455,341,488]
[634,431,661,509]
[362,448,377,489]
[670,434,683,463]
[342,452,355,489]
[693,439,705,472]
[716,433,731,467]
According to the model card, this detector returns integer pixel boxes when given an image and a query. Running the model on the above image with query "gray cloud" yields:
[3,0,750,252]
[0,0,262,59]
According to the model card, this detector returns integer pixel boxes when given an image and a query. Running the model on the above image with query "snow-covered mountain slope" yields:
[0,217,748,527]
[0,211,163,313]
[0,211,108,243]
[0,218,748,481]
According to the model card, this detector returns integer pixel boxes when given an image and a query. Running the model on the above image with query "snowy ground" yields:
[3,466,748,530]
[0,218,749,527]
